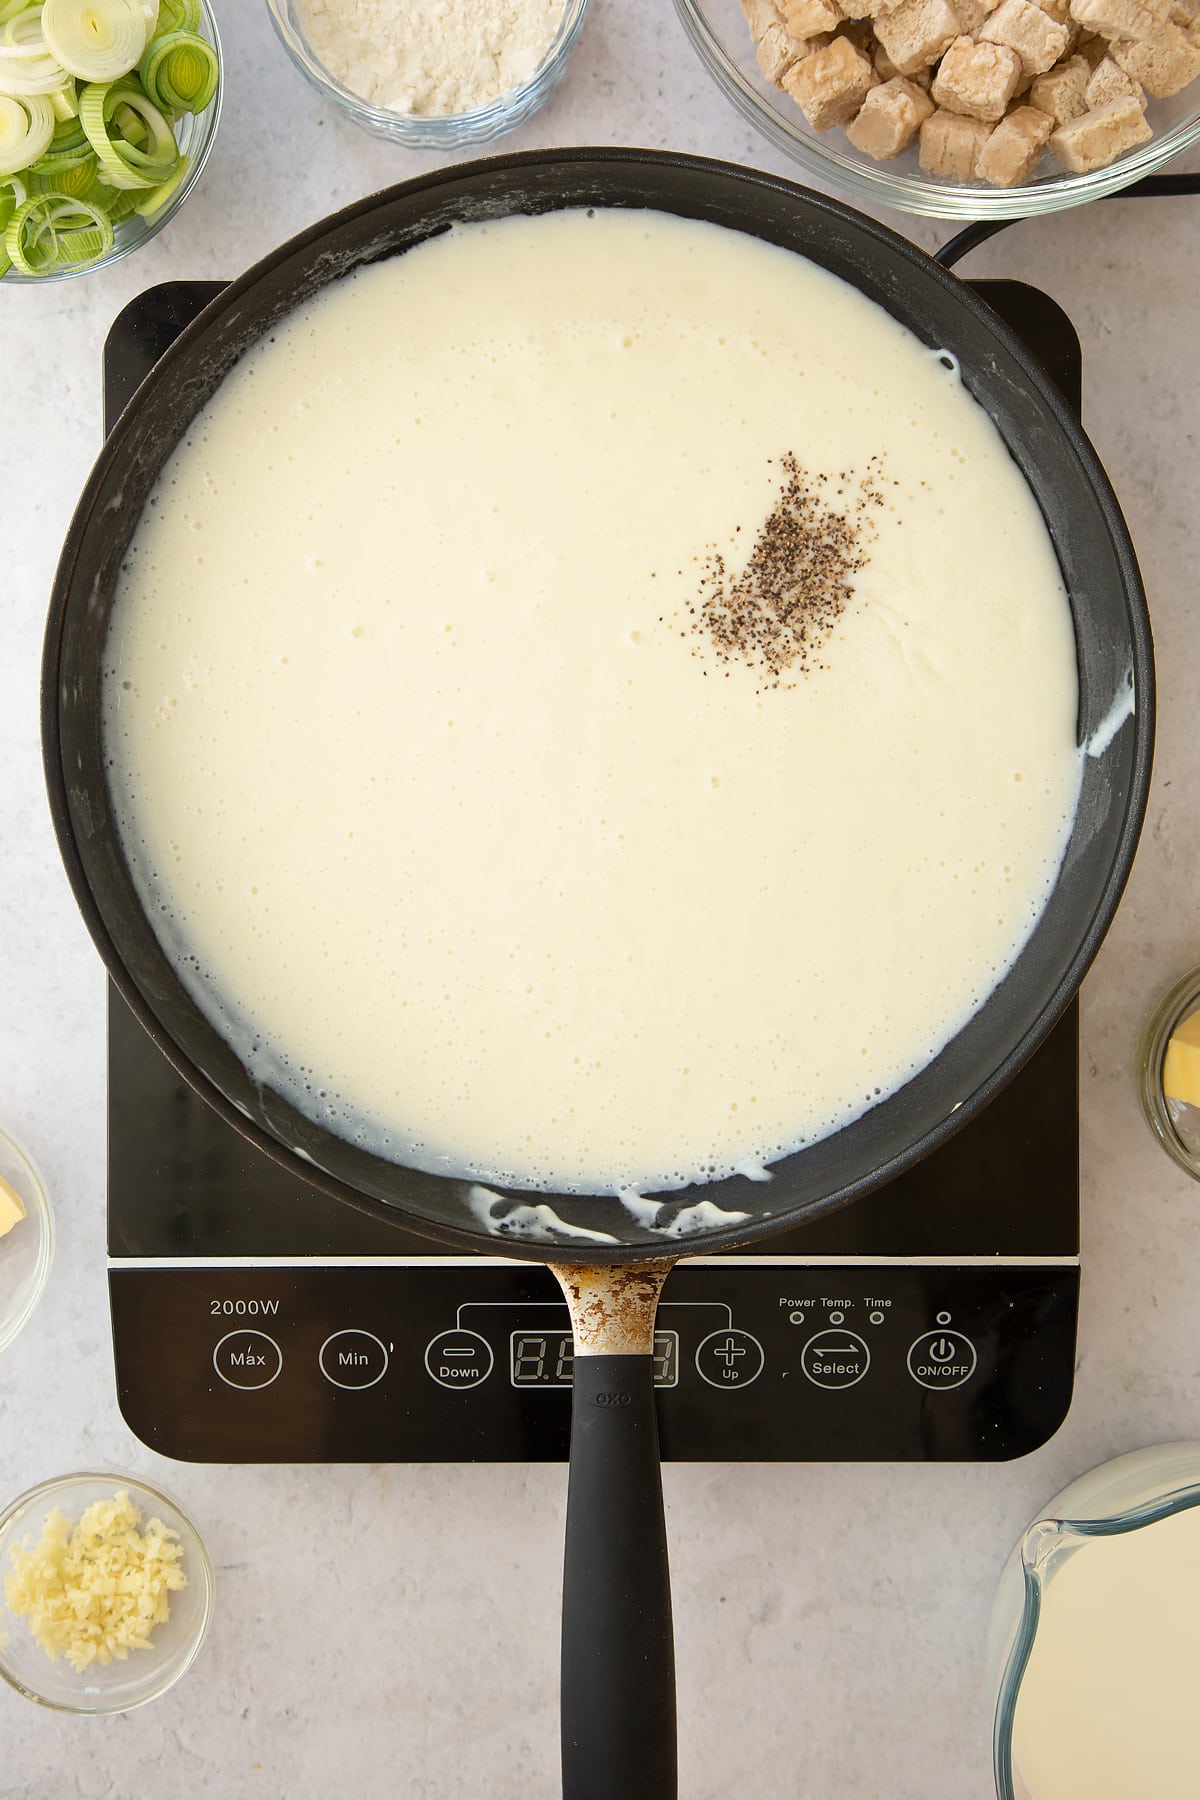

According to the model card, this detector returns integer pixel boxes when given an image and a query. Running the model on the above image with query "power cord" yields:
[935,169,1200,267]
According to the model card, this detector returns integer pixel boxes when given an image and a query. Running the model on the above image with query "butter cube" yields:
[0,1172,26,1239]
[1163,1009,1200,1107]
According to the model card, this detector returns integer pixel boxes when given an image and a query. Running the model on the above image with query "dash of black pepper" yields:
[686,453,886,687]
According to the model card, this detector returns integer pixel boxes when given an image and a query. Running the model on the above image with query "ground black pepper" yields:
[684,453,888,687]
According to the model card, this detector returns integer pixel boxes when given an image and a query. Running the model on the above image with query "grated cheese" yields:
[3,1491,187,1672]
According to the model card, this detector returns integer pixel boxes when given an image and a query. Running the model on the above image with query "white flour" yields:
[300,0,567,115]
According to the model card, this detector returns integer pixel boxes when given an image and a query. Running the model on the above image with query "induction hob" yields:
[104,278,1081,1465]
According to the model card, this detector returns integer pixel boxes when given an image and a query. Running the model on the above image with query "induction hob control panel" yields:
[110,1259,1078,1462]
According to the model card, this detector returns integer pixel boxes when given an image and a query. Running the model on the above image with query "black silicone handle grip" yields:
[561,1352,677,1800]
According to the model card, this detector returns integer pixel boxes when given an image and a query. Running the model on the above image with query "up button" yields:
[907,1329,977,1391]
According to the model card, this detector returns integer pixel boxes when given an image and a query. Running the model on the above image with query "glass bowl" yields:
[987,1443,1200,1798]
[1136,961,1200,1180]
[1,0,222,285]
[265,0,590,148]
[673,0,1200,218]
[0,1472,214,1712]
[0,1128,53,1354]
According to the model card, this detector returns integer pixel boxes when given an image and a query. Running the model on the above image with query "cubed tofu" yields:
[873,0,962,74]
[783,33,878,124]
[918,105,995,172]
[1085,52,1146,99]
[952,0,1004,29]
[1168,0,1198,27]
[781,0,845,34]
[1111,19,1200,88]
[977,101,1055,178]
[845,73,935,152]
[932,34,1024,115]
[741,0,785,39]
[873,38,904,74]
[1029,52,1092,117]
[1069,0,1171,39]
[1049,92,1153,165]
[757,20,815,80]
[981,0,1070,73]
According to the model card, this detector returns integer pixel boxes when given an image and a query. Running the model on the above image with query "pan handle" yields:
[555,1264,677,1800]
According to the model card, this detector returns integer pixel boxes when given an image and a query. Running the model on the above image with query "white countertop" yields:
[2,4,1199,1796]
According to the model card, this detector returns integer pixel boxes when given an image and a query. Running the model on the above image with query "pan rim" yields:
[42,146,1153,1264]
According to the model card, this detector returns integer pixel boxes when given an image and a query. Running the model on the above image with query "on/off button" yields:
[907,1330,978,1391]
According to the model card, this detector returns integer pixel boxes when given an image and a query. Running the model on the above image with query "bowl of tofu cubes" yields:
[674,0,1200,212]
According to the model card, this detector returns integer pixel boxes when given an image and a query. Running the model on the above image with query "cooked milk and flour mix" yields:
[102,209,1083,1197]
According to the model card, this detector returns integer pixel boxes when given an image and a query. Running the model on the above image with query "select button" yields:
[800,1329,870,1389]
[319,1329,389,1390]
[213,1329,282,1390]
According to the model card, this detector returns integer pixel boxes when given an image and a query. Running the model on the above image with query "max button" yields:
[425,1328,493,1390]
[213,1329,282,1390]
[907,1330,977,1391]
[319,1329,389,1390]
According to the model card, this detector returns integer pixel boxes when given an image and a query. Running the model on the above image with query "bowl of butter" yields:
[1137,962,1200,1180]
[0,1128,53,1353]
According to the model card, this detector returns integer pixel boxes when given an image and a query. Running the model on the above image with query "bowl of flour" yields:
[266,0,590,145]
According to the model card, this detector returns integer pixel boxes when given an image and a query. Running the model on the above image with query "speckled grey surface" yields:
[1,4,1199,1796]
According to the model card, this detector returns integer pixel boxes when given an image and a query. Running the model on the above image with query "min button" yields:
[213,1329,282,1390]
[319,1329,389,1390]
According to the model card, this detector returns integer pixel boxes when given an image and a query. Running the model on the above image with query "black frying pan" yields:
[43,150,1152,1800]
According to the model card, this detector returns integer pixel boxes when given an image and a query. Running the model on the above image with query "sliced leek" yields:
[79,74,176,187]
[4,184,113,270]
[0,89,53,172]
[155,0,198,31]
[0,0,214,275]
[41,0,149,83]
[0,9,72,95]
[138,25,213,110]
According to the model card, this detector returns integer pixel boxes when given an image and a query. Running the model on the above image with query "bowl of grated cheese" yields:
[0,1473,214,1712]
[265,0,591,146]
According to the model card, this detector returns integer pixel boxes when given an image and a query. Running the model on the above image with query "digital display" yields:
[510,1330,678,1388]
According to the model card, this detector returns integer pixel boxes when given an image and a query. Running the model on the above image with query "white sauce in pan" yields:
[102,209,1083,1196]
